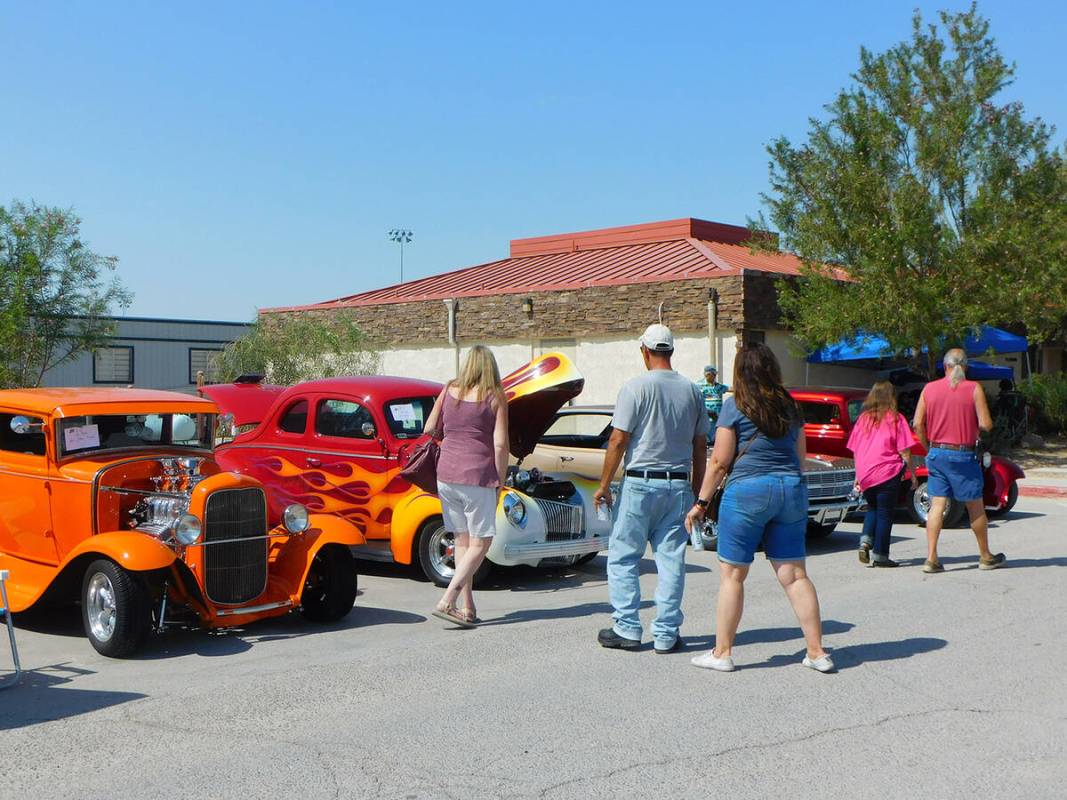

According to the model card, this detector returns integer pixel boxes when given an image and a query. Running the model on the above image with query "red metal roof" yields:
[262,218,816,313]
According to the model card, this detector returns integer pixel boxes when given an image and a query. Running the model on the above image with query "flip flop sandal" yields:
[432,603,476,629]
[459,608,481,625]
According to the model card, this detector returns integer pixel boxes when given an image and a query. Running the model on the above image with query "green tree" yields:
[754,4,1067,374]
[0,201,131,388]
[213,310,380,385]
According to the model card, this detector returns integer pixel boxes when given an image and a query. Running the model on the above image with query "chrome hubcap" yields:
[86,572,117,642]
[428,525,456,580]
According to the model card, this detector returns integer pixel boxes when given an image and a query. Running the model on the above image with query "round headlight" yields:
[175,514,202,545]
[283,504,311,534]
[502,492,526,527]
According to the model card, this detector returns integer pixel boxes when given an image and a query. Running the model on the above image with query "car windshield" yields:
[56,413,215,457]
[384,397,435,439]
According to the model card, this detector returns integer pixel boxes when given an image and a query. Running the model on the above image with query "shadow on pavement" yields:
[1,663,145,731]
[681,619,855,651]
[133,603,422,660]
[740,635,948,671]
[477,599,655,627]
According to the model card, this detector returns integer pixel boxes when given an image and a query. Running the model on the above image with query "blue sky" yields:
[2,1,1064,321]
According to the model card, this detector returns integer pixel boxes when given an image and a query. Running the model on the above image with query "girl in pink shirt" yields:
[846,382,919,567]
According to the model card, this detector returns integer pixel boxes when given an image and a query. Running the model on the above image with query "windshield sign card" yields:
[64,424,101,451]
[390,403,417,422]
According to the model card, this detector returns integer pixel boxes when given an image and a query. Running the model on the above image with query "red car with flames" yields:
[790,387,1024,527]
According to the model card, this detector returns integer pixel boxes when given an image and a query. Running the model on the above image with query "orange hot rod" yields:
[0,388,365,657]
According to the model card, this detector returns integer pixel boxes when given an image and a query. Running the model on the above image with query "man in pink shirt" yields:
[913,349,1005,573]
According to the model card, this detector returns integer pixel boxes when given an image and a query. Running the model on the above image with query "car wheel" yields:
[907,481,965,528]
[416,517,492,588]
[81,559,151,658]
[572,552,599,566]
[301,546,358,623]
[806,521,837,539]
[987,482,1019,518]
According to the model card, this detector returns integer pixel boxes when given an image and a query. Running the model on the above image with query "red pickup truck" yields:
[789,387,1024,527]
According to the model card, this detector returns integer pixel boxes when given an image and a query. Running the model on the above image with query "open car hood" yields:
[504,352,585,461]
[199,382,286,427]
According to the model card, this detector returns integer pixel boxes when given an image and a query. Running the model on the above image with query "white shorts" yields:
[438,481,498,539]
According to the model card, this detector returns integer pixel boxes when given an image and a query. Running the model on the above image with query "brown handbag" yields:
[706,433,760,522]
[399,435,440,494]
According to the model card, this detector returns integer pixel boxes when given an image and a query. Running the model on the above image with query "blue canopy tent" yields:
[805,326,1029,381]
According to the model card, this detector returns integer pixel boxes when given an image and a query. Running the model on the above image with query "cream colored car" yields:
[525,405,861,542]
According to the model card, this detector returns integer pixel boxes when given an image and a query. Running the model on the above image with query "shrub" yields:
[1018,373,1067,435]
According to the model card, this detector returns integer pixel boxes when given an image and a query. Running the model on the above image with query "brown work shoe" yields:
[979,552,1006,570]
[922,559,944,574]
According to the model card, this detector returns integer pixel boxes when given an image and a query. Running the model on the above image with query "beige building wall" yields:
[764,330,877,389]
[378,331,741,406]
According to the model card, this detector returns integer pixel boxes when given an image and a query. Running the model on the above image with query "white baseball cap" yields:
[640,323,674,352]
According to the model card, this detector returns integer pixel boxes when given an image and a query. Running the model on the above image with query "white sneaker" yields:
[690,650,735,672]
[802,654,835,673]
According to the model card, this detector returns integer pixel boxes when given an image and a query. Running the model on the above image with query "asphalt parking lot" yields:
[3,498,1066,800]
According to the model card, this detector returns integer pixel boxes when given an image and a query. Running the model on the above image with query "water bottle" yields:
[690,519,706,550]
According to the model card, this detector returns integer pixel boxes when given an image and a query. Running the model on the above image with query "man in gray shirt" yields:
[593,324,709,653]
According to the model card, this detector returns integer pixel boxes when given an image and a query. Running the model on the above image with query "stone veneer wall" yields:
[268,274,751,347]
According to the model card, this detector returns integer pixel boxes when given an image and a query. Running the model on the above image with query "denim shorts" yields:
[926,447,983,502]
[717,473,808,565]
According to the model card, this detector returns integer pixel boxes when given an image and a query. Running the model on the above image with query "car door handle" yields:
[306,457,322,467]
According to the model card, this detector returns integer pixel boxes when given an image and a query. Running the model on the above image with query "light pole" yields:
[388,228,413,283]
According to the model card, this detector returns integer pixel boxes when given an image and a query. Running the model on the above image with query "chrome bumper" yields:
[808,500,860,526]
[503,535,608,560]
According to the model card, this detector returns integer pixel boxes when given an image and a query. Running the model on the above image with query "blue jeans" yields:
[716,474,808,565]
[860,468,903,560]
[607,476,693,647]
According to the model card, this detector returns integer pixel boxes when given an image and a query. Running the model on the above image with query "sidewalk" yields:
[1019,470,1067,498]
[1010,435,1067,498]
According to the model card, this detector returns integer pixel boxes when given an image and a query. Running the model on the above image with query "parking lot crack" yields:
[536,706,1022,798]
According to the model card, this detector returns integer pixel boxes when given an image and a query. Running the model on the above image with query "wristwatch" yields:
[695,498,710,509]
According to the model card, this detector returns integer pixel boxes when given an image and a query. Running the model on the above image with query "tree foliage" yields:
[754,4,1067,374]
[0,201,131,388]
[213,311,380,385]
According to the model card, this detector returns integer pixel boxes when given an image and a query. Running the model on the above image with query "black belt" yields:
[625,470,690,480]
[930,442,975,452]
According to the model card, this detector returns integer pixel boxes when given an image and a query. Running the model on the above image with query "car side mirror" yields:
[10,415,43,435]
[361,422,376,438]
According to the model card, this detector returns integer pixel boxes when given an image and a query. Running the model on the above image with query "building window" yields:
[93,346,134,384]
[189,348,222,384]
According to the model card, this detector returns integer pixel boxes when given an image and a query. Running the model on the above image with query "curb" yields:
[1018,485,1067,499]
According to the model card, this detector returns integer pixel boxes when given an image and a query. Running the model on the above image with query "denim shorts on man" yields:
[716,474,808,565]
[925,447,983,502]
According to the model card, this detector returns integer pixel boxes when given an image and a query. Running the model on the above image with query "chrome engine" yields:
[129,457,208,536]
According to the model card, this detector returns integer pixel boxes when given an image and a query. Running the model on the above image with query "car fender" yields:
[271,514,366,589]
[1,531,178,613]
[66,531,179,572]
[985,457,1023,507]
[389,491,444,565]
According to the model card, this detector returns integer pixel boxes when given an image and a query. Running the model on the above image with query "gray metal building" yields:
[40,317,250,393]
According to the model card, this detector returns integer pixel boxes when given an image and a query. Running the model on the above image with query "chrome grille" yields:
[803,469,856,500]
[535,498,584,542]
[203,488,268,605]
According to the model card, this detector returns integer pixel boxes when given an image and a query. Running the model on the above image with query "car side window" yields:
[0,412,47,456]
[800,402,840,425]
[315,399,374,439]
[278,400,308,434]
[540,413,614,448]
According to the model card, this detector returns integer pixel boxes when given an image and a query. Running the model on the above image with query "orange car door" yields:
[306,396,395,541]
[0,411,58,564]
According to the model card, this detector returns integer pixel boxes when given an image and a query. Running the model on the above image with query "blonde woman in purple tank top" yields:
[424,345,509,627]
